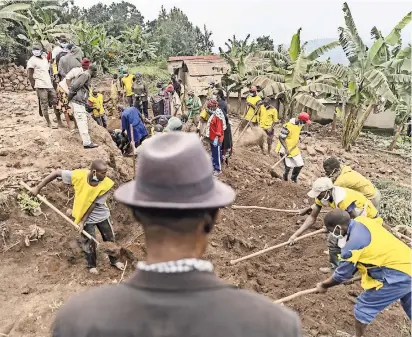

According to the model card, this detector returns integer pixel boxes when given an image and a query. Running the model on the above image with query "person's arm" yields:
[31,170,63,195]
[68,74,88,101]
[289,204,322,244]
[279,126,290,154]
[27,68,35,89]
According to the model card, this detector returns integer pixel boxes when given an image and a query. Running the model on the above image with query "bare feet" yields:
[89,268,99,275]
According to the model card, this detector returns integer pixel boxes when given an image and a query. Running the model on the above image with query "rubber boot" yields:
[291,166,303,183]
[283,167,291,181]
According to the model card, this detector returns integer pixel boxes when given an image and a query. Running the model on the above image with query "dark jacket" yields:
[68,71,92,105]
[52,270,301,337]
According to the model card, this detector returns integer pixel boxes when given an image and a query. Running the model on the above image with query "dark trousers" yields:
[127,95,133,107]
[327,233,341,269]
[81,219,117,269]
[92,114,107,128]
[134,98,149,119]
[210,143,222,172]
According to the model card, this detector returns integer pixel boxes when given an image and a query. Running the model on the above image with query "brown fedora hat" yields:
[114,133,235,209]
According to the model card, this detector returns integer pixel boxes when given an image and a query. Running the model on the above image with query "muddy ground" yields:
[0,91,410,337]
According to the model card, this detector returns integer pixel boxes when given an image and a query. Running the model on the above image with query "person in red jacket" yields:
[205,99,226,176]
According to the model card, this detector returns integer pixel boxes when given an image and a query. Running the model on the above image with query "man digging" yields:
[316,209,411,337]
[51,133,301,337]
[31,160,124,274]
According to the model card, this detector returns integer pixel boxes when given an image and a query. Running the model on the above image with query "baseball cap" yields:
[307,177,333,198]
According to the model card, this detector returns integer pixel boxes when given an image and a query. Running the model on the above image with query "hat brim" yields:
[114,178,236,209]
[307,190,319,198]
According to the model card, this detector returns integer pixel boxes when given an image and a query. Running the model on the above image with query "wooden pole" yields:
[129,123,136,177]
[274,276,361,304]
[232,205,328,213]
[20,181,100,245]
[233,105,260,147]
[230,228,324,265]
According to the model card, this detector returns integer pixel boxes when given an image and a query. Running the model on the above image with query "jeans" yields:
[81,218,118,269]
[37,88,58,125]
[211,143,222,172]
[327,233,341,269]
[127,95,133,107]
[71,102,91,146]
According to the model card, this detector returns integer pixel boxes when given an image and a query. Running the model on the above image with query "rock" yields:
[306,146,317,156]
[387,169,393,174]
[210,241,218,247]
[0,149,7,156]
[379,167,386,174]
[315,146,326,155]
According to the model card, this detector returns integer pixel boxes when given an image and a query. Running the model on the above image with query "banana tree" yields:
[0,1,30,23]
[250,28,341,120]
[121,25,158,63]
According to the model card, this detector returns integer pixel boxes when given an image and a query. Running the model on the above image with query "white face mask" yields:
[32,49,42,57]
[320,191,330,206]
[60,42,68,49]
[331,225,348,248]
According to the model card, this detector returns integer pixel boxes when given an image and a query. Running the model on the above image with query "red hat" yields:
[81,58,91,69]
[250,86,257,92]
[207,99,218,108]
[298,112,311,124]
[166,84,174,92]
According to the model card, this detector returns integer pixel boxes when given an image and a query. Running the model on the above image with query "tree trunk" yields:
[331,111,337,132]
[350,102,375,145]
[237,90,242,115]
[389,114,409,151]
[341,105,358,151]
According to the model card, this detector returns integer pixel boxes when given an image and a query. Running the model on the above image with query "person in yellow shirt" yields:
[31,160,125,275]
[121,70,134,107]
[88,90,107,128]
[109,74,122,116]
[323,157,381,210]
[289,177,379,273]
[316,210,411,337]
[237,86,262,132]
[275,112,311,182]
[259,98,279,154]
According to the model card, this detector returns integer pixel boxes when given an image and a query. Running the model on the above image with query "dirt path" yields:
[0,91,410,337]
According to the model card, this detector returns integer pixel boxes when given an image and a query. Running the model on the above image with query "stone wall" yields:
[0,63,32,92]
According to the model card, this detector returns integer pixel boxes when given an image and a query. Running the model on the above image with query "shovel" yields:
[20,181,136,260]
[270,135,308,178]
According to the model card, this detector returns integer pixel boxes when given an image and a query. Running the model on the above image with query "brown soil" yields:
[0,91,410,337]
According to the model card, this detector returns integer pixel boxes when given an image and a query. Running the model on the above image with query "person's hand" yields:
[288,235,297,246]
[30,186,41,196]
[77,220,85,234]
[299,207,312,216]
[316,282,328,294]
[213,137,218,147]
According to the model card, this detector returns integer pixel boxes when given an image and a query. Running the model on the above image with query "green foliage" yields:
[0,1,30,23]
[220,34,256,58]
[121,25,158,63]
[72,21,120,72]
[128,62,170,94]
[374,180,411,228]
[17,192,41,213]
[255,35,274,51]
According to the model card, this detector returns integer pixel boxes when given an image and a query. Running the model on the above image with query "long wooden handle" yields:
[274,288,318,304]
[274,275,361,304]
[271,134,308,170]
[233,106,260,147]
[232,205,328,213]
[230,228,324,265]
[20,181,100,245]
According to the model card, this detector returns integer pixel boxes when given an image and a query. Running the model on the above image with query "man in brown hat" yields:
[52,133,301,337]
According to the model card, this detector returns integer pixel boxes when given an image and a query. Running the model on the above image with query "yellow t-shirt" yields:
[259,106,278,129]
[245,95,261,122]
[88,93,105,117]
[314,186,378,219]
[334,165,377,199]
[111,80,121,100]
[121,74,134,97]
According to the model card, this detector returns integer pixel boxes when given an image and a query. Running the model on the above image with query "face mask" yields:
[60,42,68,48]
[91,170,101,182]
[211,94,217,100]
[32,49,42,57]
[320,191,330,206]
[331,225,347,248]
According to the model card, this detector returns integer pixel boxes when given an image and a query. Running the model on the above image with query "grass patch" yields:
[374,180,411,228]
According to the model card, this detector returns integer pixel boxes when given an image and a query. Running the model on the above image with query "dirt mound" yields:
[0,92,410,336]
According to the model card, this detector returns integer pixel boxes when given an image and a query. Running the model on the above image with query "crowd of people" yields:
[25,36,411,337]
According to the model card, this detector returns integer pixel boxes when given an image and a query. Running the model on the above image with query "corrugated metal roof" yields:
[185,61,228,77]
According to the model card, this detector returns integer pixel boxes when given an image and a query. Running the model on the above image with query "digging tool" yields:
[232,106,249,137]
[230,228,324,265]
[232,205,328,213]
[20,181,100,245]
[20,181,137,260]
[274,276,361,304]
[270,134,308,178]
[233,105,261,147]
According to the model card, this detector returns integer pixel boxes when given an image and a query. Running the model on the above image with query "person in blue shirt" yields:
[121,106,148,149]
[316,209,411,337]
